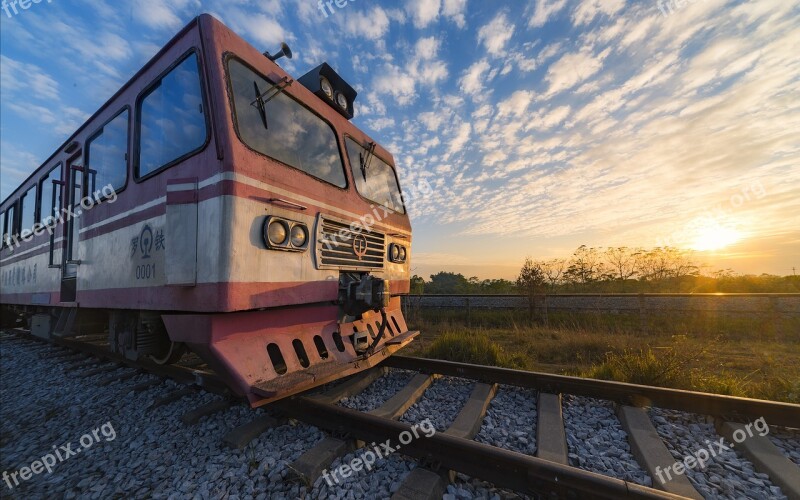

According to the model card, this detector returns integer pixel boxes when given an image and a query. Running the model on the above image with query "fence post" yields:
[768,295,778,340]
[543,294,549,327]
[466,297,471,328]
[638,293,646,334]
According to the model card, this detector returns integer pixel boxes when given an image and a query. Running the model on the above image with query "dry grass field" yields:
[404,308,800,403]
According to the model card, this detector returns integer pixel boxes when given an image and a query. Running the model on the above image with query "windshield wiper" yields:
[359,141,376,182]
[251,76,293,130]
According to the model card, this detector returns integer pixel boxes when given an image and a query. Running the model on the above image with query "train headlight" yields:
[320,77,334,99]
[290,224,308,248]
[388,243,407,263]
[267,220,288,246]
[335,92,348,111]
[264,216,309,252]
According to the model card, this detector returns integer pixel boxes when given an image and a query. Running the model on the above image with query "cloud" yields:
[477,13,515,55]
[341,6,391,41]
[460,59,491,96]
[406,0,441,28]
[415,36,440,59]
[573,0,627,26]
[442,0,468,27]
[529,0,568,28]
[447,123,472,156]
[544,48,610,97]
[373,64,419,105]
[0,56,59,101]
[130,0,193,30]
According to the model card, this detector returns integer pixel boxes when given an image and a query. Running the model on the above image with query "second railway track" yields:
[1,329,798,499]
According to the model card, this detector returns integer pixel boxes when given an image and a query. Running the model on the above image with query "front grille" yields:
[316,216,385,270]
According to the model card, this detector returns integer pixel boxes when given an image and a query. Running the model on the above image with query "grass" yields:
[405,308,800,403]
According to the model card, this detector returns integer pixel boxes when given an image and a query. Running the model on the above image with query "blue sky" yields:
[2,0,798,279]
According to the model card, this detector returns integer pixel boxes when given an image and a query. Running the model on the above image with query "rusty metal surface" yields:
[384,356,800,428]
[277,397,686,500]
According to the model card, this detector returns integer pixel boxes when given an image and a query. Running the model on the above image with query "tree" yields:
[426,272,471,294]
[516,258,547,322]
[605,247,640,282]
[564,245,605,286]
[542,259,567,289]
[410,275,425,295]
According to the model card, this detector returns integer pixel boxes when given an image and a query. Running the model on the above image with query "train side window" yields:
[87,109,128,194]
[226,58,347,188]
[0,210,6,247]
[137,52,207,179]
[39,164,63,224]
[19,185,37,238]
[2,202,18,248]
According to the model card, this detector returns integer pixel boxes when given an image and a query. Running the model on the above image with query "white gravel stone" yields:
[0,333,326,498]
[650,408,787,500]
[338,369,415,412]
[769,427,800,468]
[562,395,652,486]
[475,386,537,455]
[449,386,538,498]
[399,376,474,431]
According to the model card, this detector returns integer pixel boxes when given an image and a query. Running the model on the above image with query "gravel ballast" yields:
[452,386,538,498]
[769,427,800,468]
[650,408,787,499]
[563,395,652,486]
[399,376,474,431]
[0,335,324,499]
[338,369,416,412]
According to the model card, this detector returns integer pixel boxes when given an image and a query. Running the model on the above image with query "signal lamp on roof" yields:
[298,62,357,120]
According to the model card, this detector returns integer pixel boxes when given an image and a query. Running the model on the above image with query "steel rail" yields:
[405,293,800,297]
[384,356,800,428]
[278,397,687,500]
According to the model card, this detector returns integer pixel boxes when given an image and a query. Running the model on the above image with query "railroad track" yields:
[1,329,798,499]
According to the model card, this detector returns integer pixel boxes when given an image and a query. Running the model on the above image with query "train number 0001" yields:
[135,264,156,280]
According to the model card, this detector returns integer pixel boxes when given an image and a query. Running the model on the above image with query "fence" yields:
[401,294,800,334]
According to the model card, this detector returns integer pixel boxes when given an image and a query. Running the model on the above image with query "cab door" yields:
[60,152,84,302]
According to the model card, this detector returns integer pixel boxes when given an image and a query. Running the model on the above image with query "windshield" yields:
[227,58,346,188]
[345,137,405,213]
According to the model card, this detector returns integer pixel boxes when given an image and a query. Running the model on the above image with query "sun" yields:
[690,224,742,251]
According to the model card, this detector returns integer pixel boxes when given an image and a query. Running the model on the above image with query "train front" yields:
[162,15,417,407]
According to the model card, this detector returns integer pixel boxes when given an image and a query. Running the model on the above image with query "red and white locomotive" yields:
[0,14,416,406]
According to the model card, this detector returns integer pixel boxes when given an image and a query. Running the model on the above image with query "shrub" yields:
[422,331,526,369]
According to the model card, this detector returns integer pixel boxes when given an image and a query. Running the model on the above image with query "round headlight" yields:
[267,220,288,246]
[320,77,333,99]
[335,92,348,110]
[399,246,407,261]
[390,244,400,261]
[290,225,308,247]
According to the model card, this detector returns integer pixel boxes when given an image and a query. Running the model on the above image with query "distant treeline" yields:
[412,245,800,294]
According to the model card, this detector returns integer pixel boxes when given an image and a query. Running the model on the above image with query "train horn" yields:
[264,42,292,62]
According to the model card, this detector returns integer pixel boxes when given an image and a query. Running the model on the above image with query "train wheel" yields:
[149,341,187,365]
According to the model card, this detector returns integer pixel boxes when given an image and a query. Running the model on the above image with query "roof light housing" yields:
[298,62,357,120]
